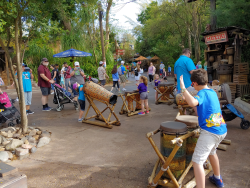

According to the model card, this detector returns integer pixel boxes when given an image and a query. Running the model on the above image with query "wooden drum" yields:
[210,84,232,104]
[160,122,187,180]
[158,82,175,100]
[83,81,117,105]
[175,90,198,105]
[175,115,199,167]
[125,91,141,111]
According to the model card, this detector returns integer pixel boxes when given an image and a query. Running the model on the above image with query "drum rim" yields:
[160,121,188,135]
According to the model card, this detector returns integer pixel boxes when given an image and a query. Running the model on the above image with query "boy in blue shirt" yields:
[78,84,85,122]
[180,69,227,188]
[22,64,34,115]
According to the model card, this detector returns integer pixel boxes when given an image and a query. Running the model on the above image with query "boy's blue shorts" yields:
[78,99,85,111]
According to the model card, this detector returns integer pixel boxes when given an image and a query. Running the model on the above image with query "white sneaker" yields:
[122,88,126,91]
[51,92,54,95]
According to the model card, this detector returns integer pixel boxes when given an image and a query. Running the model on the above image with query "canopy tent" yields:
[53,48,92,58]
[135,56,147,61]
[147,56,152,59]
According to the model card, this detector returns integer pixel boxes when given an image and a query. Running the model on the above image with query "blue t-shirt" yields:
[78,85,85,101]
[121,65,126,75]
[168,67,171,72]
[194,89,227,135]
[22,72,32,92]
[174,55,196,90]
[112,72,119,81]
[138,83,147,94]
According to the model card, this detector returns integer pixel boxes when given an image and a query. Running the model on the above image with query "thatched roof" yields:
[151,55,160,60]
[135,56,147,61]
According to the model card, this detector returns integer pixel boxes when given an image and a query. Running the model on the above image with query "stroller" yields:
[53,84,78,111]
[0,92,21,127]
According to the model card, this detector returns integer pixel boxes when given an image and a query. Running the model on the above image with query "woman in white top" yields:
[135,63,143,84]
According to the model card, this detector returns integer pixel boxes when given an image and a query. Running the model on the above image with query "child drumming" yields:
[137,76,149,115]
[163,68,167,80]
[180,69,227,188]
[154,74,162,102]
[77,83,85,122]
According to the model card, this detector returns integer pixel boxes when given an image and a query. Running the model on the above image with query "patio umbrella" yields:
[135,56,147,61]
[151,55,160,60]
[53,48,92,58]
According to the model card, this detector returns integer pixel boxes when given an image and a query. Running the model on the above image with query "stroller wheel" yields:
[8,122,15,127]
[240,119,250,130]
[56,106,62,112]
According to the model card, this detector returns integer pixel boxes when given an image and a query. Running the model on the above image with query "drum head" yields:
[160,121,187,135]
[159,82,175,86]
[176,115,199,128]
[221,84,232,104]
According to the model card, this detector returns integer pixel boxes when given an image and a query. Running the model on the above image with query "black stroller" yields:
[53,84,78,111]
[0,92,21,127]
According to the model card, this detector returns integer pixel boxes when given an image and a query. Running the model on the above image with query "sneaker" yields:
[78,118,83,122]
[47,106,53,110]
[51,92,54,95]
[146,111,149,114]
[122,88,126,91]
[27,110,34,115]
[26,111,29,116]
[42,107,51,111]
[209,175,224,188]
[138,112,145,115]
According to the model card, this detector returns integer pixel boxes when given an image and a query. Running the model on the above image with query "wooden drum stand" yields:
[146,123,212,188]
[155,82,176,105]
[119,91,151,117]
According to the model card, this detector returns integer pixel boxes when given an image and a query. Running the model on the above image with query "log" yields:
[171,129,200,144]
[82,120,113,129]
[221,139,231,145]
[217,144,227,151]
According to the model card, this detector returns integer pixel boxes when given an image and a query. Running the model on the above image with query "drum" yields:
[158,82,175,101]
[83,81,117,105]
[175,115,199,167]
[175,90,198,105]
[160,121,188,180]
[125,91,141,111]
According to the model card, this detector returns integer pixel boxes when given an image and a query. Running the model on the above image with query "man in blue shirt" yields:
[119,61,127,91]
[174,49,196,93]
[22,64,34,115]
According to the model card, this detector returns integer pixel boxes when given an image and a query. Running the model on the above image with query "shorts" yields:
[78,99,85,111]
[160,69,163,74]
[100,79,106,86]
[40,87,51,96]
[140,92,148,100]
[192,129,227,165]
[119,75,127,83]
[24,92,32,105]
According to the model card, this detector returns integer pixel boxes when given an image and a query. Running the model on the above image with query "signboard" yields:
[116,49,125,56]
[205,31,228,45]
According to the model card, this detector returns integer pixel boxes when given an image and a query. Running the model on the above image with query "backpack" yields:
[118,66,123,75]
[135,69,138,76]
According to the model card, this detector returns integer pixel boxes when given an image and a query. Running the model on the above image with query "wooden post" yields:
[210,0,216,31]
[4,54,10,86]
[98,3,106,62]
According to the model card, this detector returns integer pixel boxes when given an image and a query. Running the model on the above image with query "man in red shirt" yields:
[37,58,55,111]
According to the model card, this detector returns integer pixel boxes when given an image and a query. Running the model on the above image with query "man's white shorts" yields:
[192,129,227,165]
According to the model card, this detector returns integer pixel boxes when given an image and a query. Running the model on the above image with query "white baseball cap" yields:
[99,61,104,65]
[74,61,80,66]
[121,61,124,64]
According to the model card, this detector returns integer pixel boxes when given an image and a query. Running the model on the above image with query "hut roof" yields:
[135,56,147,61]
[151,55,160,60]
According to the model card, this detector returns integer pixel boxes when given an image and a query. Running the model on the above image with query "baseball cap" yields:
[161,62,163,63]
[74,61,80,66]
[41,57,48,62]
[99,61,104,65]
[121,61,124,64]
[22,63,25,67]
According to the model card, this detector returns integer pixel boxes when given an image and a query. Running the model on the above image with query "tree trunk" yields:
[98,4,106,62]
[188,27,192,52]
[105,0,112,52]
[0,38,20,99]
[15,18,28,133]
[87,24,98,66]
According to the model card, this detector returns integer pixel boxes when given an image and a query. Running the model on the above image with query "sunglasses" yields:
[191,82,195,87]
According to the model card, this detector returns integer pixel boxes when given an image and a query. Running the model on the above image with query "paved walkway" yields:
[5,74,250,188]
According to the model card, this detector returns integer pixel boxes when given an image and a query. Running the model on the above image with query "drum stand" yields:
[155,86,176,105]
[146,129,212,188]
[82,94,121,129]
[119,92,151,117]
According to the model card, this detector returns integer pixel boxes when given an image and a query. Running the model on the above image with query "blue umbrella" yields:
[53,48,92,58]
